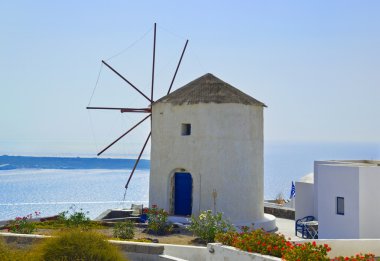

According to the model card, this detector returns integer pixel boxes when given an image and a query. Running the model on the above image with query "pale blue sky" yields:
[0,1,379,156]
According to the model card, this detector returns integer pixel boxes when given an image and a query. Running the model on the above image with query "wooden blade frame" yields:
[97,114,151,156]
[151,23,156,102]
[87,107,151,113]
[102,60,152,103]
[124,132,151,189]
[167,39,189,95]
[88,23,189,193]
[124,24,155,192]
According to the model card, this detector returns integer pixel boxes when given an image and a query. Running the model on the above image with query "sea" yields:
[0,141,379,221]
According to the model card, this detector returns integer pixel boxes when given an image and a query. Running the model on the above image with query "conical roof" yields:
[155,73,266,106]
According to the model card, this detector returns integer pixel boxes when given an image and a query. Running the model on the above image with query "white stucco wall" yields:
[295,180,314,221]
[150,102,264,225]
[317,164,360,239]
[359,166,380,238]
[301,239,380,258]
[207,244,281,261]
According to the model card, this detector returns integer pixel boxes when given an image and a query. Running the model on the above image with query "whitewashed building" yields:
[296,160,380,239]
[149,73,275,230]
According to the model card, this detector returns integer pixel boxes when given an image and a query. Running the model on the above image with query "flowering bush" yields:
[282,241,330,261]
[113,221,135,240]
[188,210,234,244]
[216,229,287,257]
[331,253,375,261]
[216,229,375,261]
[58,205,90,228]
[146,205,172,235]
[7,211,40,234]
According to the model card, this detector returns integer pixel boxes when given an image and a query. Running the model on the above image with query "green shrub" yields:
[33,229,126,261]
[113,221,135,240]
[188,210,234,243]
[58,205,91,229]
[147,206,172,235]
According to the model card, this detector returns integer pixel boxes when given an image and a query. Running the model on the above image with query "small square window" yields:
[181,123,191,136]
[337,197,344,215]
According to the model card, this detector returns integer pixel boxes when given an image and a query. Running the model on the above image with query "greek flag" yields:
[290,181,296,198]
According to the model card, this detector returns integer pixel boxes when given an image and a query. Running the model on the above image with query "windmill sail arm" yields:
[167,39,189,95]
[151,23,156,102]
[97,114,151,156]
[101,60,152,103]
[121,108,151,113]
[87,107,151,113]
[125,132,151,190]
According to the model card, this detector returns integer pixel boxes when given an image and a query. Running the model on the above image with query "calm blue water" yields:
[0,157,150,220]
[0,142,379,221]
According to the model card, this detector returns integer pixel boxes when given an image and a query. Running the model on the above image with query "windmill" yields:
[87,23,189,198]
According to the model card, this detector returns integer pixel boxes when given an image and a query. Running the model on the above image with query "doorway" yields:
[174,172,192,216]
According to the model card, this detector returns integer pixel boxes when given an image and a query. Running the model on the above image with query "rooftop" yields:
[316,160,380,167]
[298,173,314,183]
[155,73,266,106]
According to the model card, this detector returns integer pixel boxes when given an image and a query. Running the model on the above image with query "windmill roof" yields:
[155,73,266,106]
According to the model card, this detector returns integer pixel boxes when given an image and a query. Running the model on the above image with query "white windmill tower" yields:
[88,24,275,230]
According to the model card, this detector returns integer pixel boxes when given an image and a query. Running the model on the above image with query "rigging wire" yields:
[87,62,104,153]
[87,63,104,107]
[87,110,100,154]
[192,46,208,74]
[158,24,206,76]
[119,113,128,156]
[157,24,187,41]
[105,26,153,62]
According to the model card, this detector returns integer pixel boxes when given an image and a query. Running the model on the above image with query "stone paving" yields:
[274,217,303,241]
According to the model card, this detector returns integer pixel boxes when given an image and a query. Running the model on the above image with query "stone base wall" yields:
[264,205,295,220]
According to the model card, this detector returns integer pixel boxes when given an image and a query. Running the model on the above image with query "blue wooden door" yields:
[174,172,192,216]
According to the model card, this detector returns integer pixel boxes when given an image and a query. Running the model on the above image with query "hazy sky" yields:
[1,1,379,157]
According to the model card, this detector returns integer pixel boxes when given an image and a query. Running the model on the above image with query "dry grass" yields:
[1,224,201,246]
